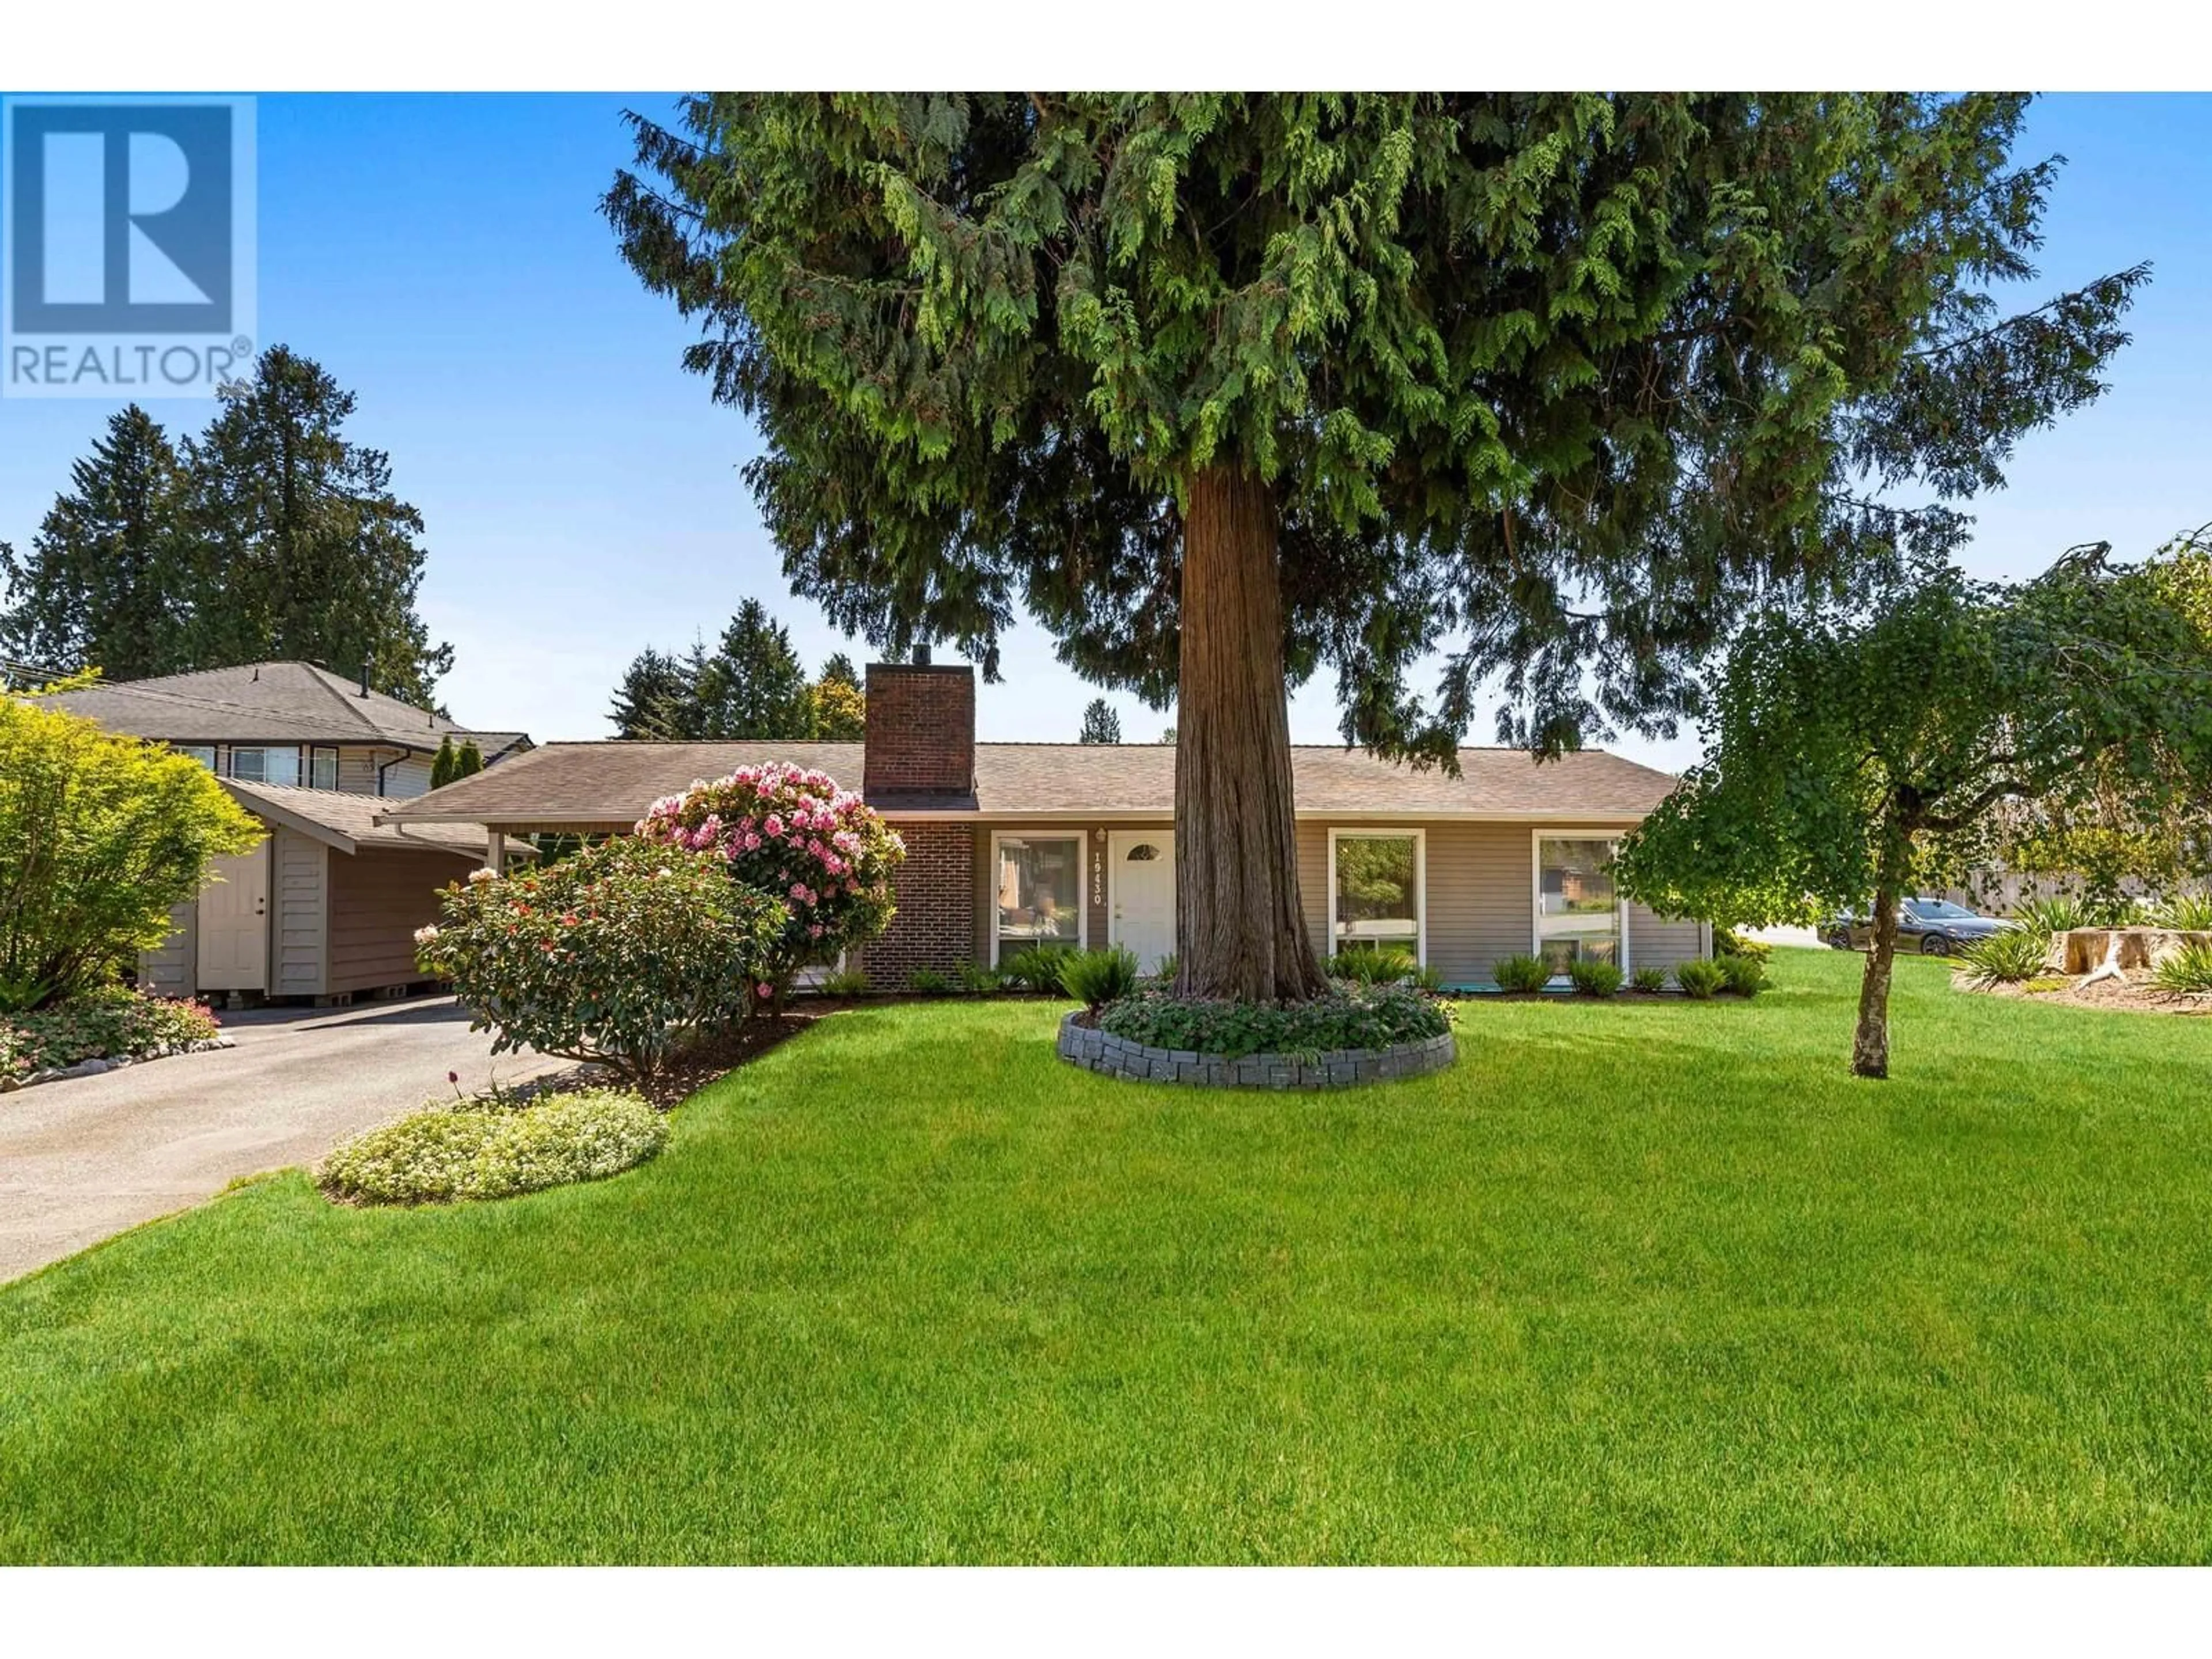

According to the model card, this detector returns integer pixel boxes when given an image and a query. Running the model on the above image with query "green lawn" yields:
[4,948,2210,1563]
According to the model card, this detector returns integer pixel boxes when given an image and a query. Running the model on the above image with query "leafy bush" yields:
[907,967,959,995]
[1714,927,1772,963]
[415,838,784,1083]
[1408,962,1447,994]
[1000,942,1079,993]
[1097,982,1450,1059]
[635,761,905,1011]
[317,1088,667,1206]
[816,965,869,998]
[2152,891,2212,932]
[1148,952,1179,985]
[1631,965,1668,994]
[1674,959,1726,999]
[1058,946,1143,1013]
[2012,895,2093,935]
[0,986,221,1081]
[0,694,263,1012]
[1569,959,1624,997]
[2014,893,2145,933]
[1493,955,1551,993]
[1327,946,1418,985]
[956,960,1005,995]
[1717,952,1767,996]
[1959,927,2052,987]
[2152,939,2212,994]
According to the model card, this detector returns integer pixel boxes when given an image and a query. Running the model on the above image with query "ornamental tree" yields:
[0,688,263,1010]
[608,93,2145,1001]
[415,837,785,1082]
[1614,543,2212,1079]
[633,761,904,1009]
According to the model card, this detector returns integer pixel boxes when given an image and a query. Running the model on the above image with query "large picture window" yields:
[229,746,301,787]
[994,834,1084,961]
[1535,834,1623,977]
[1330,830,1424,960]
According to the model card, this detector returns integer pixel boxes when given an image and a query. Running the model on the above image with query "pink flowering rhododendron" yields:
[637,762,904,1011]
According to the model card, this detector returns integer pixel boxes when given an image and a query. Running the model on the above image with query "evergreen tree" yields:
[1158,726,1177,745]
[691,601,814,739]
[183,346,453,704]
[609,93,2145,1002]
[429,735,459,790]
[609,646,698,739]
[818,652,860,690]
[1078,698,1122,744]
[0,406,193,679]
[455,738,485,778]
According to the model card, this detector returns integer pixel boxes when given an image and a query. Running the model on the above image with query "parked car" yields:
[1825,897,2009,956]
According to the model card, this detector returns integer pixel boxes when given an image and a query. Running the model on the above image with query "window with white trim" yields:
[228,746,301,787]
[1535,834,1623,976]
[309,746,339,790]
[993,834,1083,960]
[1330,830,1423,961]
[174,744,216,771]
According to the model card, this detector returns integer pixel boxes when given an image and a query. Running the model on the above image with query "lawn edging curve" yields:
[1055,1009,1456,1089]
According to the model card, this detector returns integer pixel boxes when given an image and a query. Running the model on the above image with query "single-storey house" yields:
[379,665,1707,988]
[37,661,532,1002]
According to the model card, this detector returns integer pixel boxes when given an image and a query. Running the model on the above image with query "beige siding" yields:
[381,756,435,798]
[271,827,328,997]
[336,747,390,795]
[327,847,474,995]
[1628,904,1706,974]
[955,815,1708,985]
[138,901,198,997]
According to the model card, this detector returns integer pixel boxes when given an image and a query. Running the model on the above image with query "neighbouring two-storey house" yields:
[39,661,531,1003]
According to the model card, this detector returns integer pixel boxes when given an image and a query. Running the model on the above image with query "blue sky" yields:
[2,92,2207,768]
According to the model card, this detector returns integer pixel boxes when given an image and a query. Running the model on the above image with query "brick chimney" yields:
[863,662,976,803]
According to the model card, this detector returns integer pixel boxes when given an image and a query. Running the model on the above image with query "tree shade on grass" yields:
[4,949,2211,1564]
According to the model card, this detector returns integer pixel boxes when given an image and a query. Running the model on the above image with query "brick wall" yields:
[862,665,975,799]
[860,822,975,986]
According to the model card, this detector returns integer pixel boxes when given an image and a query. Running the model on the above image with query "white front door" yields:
[1109,831,1176,973]
[196,843,270,991]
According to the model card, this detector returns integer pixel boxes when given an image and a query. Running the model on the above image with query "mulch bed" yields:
[1963,970,2212,1017]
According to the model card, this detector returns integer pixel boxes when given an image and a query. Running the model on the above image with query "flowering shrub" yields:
[415,837,785,1082]
[0,986,222,1082]
[317,1087,667,1206]
[634,762,904,1010]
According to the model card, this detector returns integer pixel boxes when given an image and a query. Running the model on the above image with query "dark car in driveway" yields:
[1824,897,2010,956]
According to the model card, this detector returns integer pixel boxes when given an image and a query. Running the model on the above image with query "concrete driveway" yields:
[0,995,564,1283]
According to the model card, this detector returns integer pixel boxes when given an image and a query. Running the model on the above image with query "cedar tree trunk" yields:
[1851,828,1912,1079]
[1173,464,1328,1002]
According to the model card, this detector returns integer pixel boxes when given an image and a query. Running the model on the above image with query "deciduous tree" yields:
[1615,543,2212,1077]
[609,93,2145,1000]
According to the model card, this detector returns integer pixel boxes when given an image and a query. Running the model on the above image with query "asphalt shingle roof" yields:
[224,781,503,858]
[377,740,1678,827]
[35,661,528,756]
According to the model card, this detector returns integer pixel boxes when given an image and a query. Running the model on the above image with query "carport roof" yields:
[225,781,505,859]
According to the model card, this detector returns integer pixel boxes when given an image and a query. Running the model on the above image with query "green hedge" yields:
[1097,983,1449,1059]
[318,1088,668,1206]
